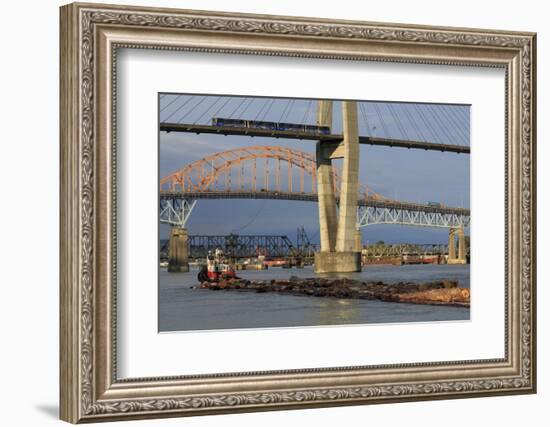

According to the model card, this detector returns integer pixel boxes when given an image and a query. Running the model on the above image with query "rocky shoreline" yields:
[198,276,470,308]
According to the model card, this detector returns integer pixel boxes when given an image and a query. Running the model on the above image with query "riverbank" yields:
[197,276,470,308]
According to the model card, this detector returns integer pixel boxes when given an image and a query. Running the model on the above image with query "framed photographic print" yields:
[59,2,537,423]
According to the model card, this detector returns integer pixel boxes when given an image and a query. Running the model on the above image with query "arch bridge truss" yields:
[159,146,470,229]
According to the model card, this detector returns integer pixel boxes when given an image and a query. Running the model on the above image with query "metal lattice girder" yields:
[357,205,470,229]
[159,198,197,227]
[364,243,448,257]
[186,234,295,259]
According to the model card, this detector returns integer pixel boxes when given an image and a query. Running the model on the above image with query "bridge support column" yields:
[355,227,363,252]
[315,100,361,273]
[457,227,467,264]
[448,228,457,261]
[315,100,338,253]
[168,227,190,272]
[336,101,361,253]
[447,227,467,265]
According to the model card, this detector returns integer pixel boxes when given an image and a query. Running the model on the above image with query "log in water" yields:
[198,276,470,308]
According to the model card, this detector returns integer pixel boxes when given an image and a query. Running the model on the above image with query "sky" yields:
[159,95,470,245]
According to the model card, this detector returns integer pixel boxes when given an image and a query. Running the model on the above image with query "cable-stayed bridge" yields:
[160,94,470,153]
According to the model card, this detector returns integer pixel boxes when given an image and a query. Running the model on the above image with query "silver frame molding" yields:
[60,2,537,423]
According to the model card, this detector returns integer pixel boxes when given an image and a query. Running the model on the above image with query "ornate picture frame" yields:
[60,2,536,423]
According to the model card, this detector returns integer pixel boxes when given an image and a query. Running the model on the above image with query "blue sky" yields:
[159,95,470,245]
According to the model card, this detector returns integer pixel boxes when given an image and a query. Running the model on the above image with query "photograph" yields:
[158,94,471,332]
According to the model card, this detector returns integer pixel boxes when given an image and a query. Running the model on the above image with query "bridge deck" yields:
[160,190,470,216]
[160,123,470,154]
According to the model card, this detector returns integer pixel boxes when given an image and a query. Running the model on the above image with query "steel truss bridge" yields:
[160,237,451,260]
[160,234,300,259]
[363,243,448,257]
[159,146,470,229]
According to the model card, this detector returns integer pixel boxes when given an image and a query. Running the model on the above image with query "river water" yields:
[159,264,470,332]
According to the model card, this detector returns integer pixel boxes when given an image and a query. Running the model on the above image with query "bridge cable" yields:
[428,105,462,145]
[414,104,441,143]
[238,98,256,119]
[400,104,428,142]
[387,103,410,140]
[359,102,373,136]
[417,104,442,143]
[278,99,294,123]
[446,106,469,145]
[454,106,471,144]
[259,99,276,121]
[452,107,471,143]
[177,96,208,123]
[304,99,315,124]
[160,95,181,113]
[193,96,224,124]
[372,102,390,138]
[281,99,295,122]
[227,97,248,119]
[252,99,268,121]
[449,105,470,144]
[231,199,267,233]
[254,98,271,121]
[301,100,313,124]
[162,95,196,122]
[441,105,469,145]
[209,96,234,121]
[455,105,470,122]
[239,98,254,117]
[438,105,468,145]
[425,104,457,145]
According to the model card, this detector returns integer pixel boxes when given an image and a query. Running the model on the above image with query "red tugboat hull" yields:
[207,270,237,282]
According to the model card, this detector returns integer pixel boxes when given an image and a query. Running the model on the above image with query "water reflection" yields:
[158,264,470,332]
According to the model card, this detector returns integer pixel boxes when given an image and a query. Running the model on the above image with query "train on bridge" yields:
[212,117,331,135]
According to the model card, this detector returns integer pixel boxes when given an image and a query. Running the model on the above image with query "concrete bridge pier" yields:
[168,227,190,272]
[315,99,338,253]
[447,227,467,265]
[315,100,361,273]
[354,227,363,252]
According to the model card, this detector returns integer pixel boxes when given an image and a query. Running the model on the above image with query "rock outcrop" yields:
[197,277,469,308]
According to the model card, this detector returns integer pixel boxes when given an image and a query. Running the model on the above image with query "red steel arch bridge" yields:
[159,145,470,229]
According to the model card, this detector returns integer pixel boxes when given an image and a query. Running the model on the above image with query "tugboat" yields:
[198,248,238,282]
